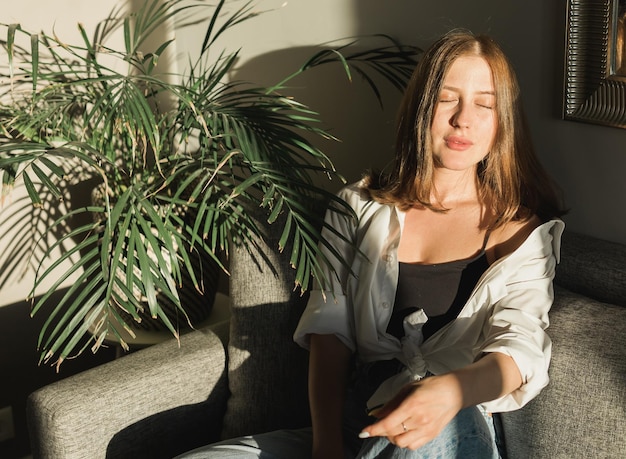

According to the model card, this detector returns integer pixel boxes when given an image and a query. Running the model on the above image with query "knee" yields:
[445,407,498,458]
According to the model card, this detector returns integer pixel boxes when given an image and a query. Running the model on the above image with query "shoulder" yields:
[328,181,398,241]
[488,215,543,262]
[337,181,368,201]
[336,180,385,216]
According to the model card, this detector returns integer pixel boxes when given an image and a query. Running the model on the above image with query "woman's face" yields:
[430,54,497,173]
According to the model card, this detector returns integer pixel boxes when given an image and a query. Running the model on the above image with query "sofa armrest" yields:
[27,325,229,459]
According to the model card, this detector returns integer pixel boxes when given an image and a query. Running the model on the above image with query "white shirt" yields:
[293,182,564,413]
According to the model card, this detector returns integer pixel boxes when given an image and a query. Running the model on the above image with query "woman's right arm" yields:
[309,333,353,459]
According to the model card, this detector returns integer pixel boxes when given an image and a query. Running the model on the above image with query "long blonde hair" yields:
[365,29,565,227]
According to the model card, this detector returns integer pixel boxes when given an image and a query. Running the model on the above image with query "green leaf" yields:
[132,223,159,318]
[28,33,40,90]
[1,163,18,199]
[123,16,131,55]
[22,173,42,207]
[30,163,63,200]
[38,157,67,178]
[7,24,21,82]
[35,257,104,353]
[30,228,101,315]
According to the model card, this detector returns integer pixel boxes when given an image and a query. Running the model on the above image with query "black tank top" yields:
[387,239,490,341]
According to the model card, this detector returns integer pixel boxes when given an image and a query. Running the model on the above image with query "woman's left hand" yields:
[359,373,464,450]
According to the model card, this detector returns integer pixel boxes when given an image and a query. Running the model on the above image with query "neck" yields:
[431,167,480,207]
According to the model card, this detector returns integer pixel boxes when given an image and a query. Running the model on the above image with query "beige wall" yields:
[4,1,113,29]
[2,0,626,309]
[1,1,122,307]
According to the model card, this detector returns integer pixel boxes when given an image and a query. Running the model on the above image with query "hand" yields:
[359,374,463,450]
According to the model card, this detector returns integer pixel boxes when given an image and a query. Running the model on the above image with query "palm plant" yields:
[0,0,420,369]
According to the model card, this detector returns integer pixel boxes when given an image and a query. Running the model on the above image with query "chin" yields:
[434,160,481,173]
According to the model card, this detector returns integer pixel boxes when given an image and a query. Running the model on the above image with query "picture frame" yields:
[563,0,626,129]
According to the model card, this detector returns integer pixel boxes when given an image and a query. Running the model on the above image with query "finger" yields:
[359,415,412,439]
[387,422,432,450]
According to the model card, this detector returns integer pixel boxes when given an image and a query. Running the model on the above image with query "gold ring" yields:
[402,421,408,432]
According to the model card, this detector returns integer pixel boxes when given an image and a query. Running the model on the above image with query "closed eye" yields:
[475,95,495,109]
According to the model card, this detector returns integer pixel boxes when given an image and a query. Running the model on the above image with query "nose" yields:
[451,101,471,128]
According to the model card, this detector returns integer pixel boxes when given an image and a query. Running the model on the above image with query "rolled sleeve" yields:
[293,291,355,352]
[480,223,561,412]
[480,290,553,411]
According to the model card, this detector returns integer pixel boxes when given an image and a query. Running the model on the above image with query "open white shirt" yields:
[294,182,564,413]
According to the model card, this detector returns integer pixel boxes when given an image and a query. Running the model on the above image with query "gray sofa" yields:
[27,225,626,458]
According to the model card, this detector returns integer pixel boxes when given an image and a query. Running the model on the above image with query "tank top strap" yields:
[481,229,491,251]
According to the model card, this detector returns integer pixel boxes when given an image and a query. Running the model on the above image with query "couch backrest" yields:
[555,230,626,306]
[220,212,311,440]
[501,231,626,458]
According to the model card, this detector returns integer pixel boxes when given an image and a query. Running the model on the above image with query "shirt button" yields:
[382,302,390,309]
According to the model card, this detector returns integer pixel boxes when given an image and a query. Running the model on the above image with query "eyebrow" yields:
[441,85,495,96]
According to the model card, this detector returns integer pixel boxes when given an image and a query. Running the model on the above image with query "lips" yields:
[444,135,473,151]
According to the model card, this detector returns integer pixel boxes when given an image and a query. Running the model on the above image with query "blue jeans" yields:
[354,406,500,458]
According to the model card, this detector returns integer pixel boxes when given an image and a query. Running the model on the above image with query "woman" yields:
[178,29,565,459]
[298,28,565,458]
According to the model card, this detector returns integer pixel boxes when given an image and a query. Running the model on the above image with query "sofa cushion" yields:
[221,216,311,440]
[500,285,626,458]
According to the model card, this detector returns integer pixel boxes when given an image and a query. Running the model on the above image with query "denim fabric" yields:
[346,365,499,459]
[355,406,498,459]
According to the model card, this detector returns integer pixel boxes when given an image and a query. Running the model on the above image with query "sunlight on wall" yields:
[0,183,82,306]
[173,0,360,71]
[4,1,118,39]
[1,1,121,307]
